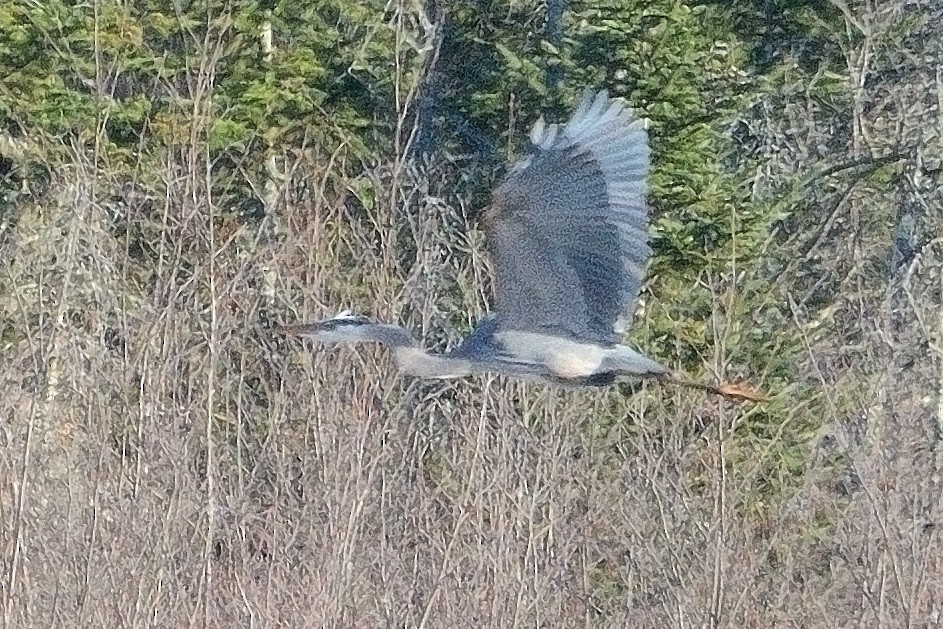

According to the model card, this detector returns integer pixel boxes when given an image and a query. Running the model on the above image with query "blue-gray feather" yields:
[484,89,651,346]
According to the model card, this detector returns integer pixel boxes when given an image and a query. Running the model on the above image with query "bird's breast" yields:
[494,331,606,378]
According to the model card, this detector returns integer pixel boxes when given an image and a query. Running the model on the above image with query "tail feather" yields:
[602,344,669,376]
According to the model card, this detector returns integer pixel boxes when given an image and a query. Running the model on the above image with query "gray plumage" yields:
[282,88,669,387]
[486,89,651,345]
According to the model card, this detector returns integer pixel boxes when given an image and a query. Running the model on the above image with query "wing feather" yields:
[483,89,652,344]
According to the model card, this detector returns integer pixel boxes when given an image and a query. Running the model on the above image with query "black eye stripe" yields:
[332,316,369,325]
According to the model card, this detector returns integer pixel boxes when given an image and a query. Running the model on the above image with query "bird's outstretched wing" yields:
[483,89,652,345]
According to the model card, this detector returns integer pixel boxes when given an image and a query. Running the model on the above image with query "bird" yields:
[281,89,766,402]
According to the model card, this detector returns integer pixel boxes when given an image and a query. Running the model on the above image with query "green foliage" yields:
[0,0,400,161]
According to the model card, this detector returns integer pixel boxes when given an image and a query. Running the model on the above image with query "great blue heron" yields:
[283,89,765,401]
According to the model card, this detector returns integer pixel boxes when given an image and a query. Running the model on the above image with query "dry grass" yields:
[1,146,941,628]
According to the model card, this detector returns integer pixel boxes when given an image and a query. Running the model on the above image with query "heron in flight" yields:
[283,89,765,401]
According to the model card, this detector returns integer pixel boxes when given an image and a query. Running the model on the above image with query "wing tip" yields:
[529,118,561,150]
[525,89,649,176]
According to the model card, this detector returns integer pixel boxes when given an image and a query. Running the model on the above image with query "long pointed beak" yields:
[275,323,324,337]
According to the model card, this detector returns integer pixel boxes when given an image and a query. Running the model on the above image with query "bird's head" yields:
[279,310,376,344]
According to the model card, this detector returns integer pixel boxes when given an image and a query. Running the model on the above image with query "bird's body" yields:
[283,89,668,387]
[278,88,771,397]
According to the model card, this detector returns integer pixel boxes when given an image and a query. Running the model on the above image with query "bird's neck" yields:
[361,323,419,347]
[391,346,474,379]
[358,323,474,379]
